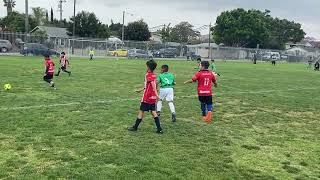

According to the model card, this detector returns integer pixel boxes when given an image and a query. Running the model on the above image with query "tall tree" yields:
[32,7,46,26]
[45,10,49,23]
[159,24,171,42]
[67,11,109,38]
[124,20,151,41]
[109,20,122,37]
[213,8,305,49]
[169,22,200,43]
[0,11,36,32]
[3,0,16,15]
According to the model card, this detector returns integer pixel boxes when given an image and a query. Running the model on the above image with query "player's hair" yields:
[211,59,215,62]
[197,58,202,62]
[146,60,157,72]
[44,53,50,59]
[201,61,210,70]
[61,52,66,55]
[161,65,169,72]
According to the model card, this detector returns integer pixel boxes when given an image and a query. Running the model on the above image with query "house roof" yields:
[30,26,69,38]
[286,46,320,53]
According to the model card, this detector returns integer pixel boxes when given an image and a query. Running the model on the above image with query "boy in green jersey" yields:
[157,65,177,122]
[210,59,220,76]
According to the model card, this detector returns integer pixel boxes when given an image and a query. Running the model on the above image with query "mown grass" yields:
[0,56,319,179]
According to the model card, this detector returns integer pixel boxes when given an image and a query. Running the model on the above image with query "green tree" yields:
[213,8,305,49]
[67,11,109,38]
[32,7,46,26]
[0,11,36,32]
[109,20,122,37]
[169,22,200,43]
[159,24,171,42]
[213,9,269,48]
[3,0,16,15]
[124,20,151,41]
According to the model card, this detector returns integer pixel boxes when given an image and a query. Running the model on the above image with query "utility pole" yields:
[73,0,76,37]
[122,11,125,42]
[208,22,212,60]
[58,0,66,22]
[25,0,29,33]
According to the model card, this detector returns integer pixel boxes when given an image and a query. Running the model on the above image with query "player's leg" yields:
[199,96,207,120]
[166,88,176,122]
[151,109,163,134]
[128,106,145,131]
[55,68,61,76]
[156,89,165,116]
[204,96,213,123]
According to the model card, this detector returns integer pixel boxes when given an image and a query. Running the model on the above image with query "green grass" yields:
[0,56,320,179]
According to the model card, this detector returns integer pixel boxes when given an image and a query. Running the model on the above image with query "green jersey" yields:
[210,63,218,73]
[157,72,175,88]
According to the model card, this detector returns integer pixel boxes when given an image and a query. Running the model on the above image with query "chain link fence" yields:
[1,32,318,62]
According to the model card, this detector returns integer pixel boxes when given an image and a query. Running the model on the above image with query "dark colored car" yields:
[20,43,59,56]
[187,52,201,61]
[0,39,13,53]
[153,48,179,58]
[128,49,153,59]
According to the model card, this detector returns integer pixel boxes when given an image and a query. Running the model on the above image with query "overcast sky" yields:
[0,0,319,39]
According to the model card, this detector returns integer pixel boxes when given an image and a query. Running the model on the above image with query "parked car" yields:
[128,49,153,59]
[262,52,281,61]
[187,52,201,61]
[108,49,128,57]
[20,43,59,56]
[153,48,178,58]
[0,39,13,53]
[280,54,289,60]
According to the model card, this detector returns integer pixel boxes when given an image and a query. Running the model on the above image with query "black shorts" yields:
[140,102,156,112]
[61,66,66,70]
[44,74,53,80]
[198,96,213,104]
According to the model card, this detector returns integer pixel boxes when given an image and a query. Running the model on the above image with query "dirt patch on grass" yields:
[258,107,317,118]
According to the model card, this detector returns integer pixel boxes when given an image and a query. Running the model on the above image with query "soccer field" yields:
[0,56,319,179]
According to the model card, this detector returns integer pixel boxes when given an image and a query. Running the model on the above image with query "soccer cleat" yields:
[156,129,163,134]
[128,127,138,132]
[172,113,176,122]
[204,112,213,123]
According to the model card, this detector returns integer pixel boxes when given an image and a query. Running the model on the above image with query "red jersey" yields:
[60,55,69,67]
[192,70,216,96]
[142,71,157,104]
[45,59,55,75]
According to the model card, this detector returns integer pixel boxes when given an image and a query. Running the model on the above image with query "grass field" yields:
[0,56,320,179]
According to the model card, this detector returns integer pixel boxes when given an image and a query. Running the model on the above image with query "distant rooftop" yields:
[30,26,69,38]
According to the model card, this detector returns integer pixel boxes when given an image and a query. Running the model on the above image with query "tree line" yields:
[1,1,306,49]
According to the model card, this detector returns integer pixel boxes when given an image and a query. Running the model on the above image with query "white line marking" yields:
[0,87,318,111]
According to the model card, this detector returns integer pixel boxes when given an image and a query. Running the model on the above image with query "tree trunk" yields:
[7,5,13,15]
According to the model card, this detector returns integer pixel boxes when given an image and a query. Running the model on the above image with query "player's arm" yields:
[135,88,144,93]
[151,80,160,99]
[212,73,218,88]
[184,79,194,84]
[184,73,198,84]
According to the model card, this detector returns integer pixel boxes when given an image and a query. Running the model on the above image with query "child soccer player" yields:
[55,52,71,77]
[128,60,163,134]
[184,61,218,123]
[43,54,56,89]
[210,59,220,76]
[157,65,176,122]
[89,49,94,60]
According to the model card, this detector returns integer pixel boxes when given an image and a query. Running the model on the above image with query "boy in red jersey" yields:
[128,60,163,134]
[55,52,71,77]
[43,54,56,89]
[184,61,217,123]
